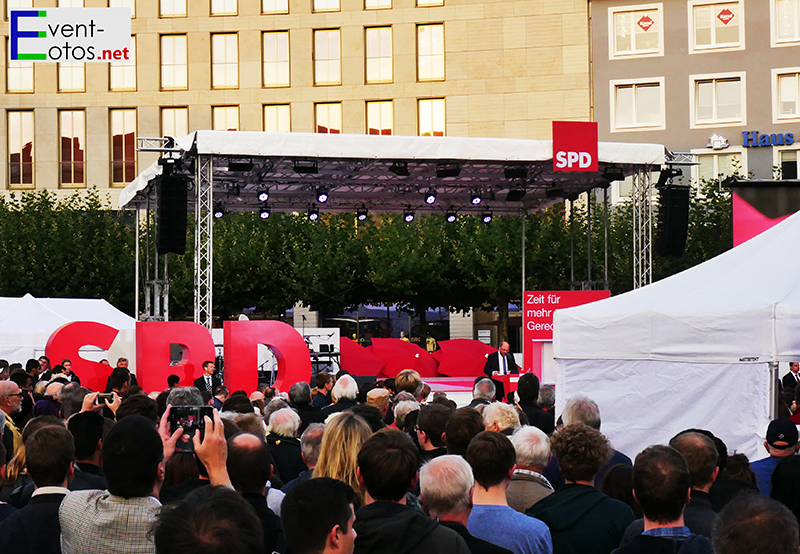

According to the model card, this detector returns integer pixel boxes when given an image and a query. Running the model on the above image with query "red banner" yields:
[552,121,598,172]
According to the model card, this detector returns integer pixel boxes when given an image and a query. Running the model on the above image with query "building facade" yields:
[2,0,592,206]
[591,0,800,192]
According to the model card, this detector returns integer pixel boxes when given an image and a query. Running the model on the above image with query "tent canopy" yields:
[120,131,665,215]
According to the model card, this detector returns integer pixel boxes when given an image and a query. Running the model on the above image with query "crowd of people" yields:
[0,354,798,554]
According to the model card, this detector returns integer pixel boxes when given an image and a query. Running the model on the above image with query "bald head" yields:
[227,433,272,494]
[45,382,64,400]
[0,381,22,415]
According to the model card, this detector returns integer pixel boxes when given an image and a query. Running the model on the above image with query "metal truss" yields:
[194,156,214,330]
[632,168,654,289]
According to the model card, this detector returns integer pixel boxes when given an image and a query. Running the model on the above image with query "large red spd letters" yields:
[45,320,311,392]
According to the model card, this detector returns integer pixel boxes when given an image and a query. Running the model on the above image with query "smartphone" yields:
[96,393,113,404]
[169,406,214,453]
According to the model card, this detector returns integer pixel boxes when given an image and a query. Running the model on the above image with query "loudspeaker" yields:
[156,175,188,255]
[655,185,691,257]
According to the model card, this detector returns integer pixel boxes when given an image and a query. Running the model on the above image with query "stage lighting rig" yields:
[403,207,415,223]
[307,206,320,222]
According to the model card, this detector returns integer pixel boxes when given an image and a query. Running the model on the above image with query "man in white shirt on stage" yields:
[483,342,519,402]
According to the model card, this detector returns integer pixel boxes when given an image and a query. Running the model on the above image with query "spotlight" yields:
[307,206,320,222]
[316,188,329,203]
[257,190,269,202]
[471,193,482,205]
[389,161,410,176]
[481,210,493,224]
[356,204,368,221]
[424,189,437,205]
[293,160,318,174]
[436,163,461,178]
[504,165,527,180]
[403,207,415,223]
[259,206,271,219]
[445,210,457,223]
[213,204,225,219]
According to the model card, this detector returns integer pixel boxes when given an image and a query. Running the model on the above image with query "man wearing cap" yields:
[751,418,799,496]
[366,389,390,419]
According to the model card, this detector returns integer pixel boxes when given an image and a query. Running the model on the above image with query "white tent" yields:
[0,294,136,365]
[551,210,800,460]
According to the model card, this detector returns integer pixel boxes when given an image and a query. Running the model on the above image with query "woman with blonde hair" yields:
[313,410,373,507]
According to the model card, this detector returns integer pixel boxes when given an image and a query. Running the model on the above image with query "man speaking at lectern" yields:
[483,342,519,402]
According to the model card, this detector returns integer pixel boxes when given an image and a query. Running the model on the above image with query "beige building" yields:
[1,0,591,205]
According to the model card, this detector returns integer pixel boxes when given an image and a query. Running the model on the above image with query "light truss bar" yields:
[632,168,653,289]
[137,137,182,153]
[194,156,214,330]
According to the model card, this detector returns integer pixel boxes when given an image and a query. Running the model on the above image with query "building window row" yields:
[6,99,445,187]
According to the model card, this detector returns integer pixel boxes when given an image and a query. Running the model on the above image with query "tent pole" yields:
[569,198,575,289]
[134,207,140,321]
[604,185,609,289]
[521,209,526,363]
[587,190,592,287]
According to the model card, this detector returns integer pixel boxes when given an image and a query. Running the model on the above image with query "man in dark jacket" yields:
[527,424,634,554]
[289,381,325,435]
[353,429,470,554]
[515,374,554,435]
[611,445,713,554]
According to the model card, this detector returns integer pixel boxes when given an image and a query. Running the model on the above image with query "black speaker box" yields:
[655,185,691,258]
[156,175,188,255]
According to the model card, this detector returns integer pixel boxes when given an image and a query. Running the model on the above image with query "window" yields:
[691,73,745,126]
[314,30,341,86]
[211,0,236,14]
[110,36,136,91]
[416,0,443,6]
[313,0,339,12]
[264,104,291,132]
[417,24,444,81]
[774,0,800,45]
[779,148,799,179]
[110,109,136,186]
[58,63,85,92]
[161,107,189,137]
[7,111,34,188]
[213,106,239,131]
[109,0,135,17]
[59,110,85,187]
[692,149,744,181]
[610,78,665,131]
[315,103,341,134]
[161,35,188,90]
[689,1,744,51]
[262,32,290,87]
[608,5,663,58]
[775,69,800,121]
[418,98,445,136]
[367,101,393,135]
[262,0,288,13]
[7,0,33,20]
[160,0,186,17]
[366,27,392,84]
[365,0,390,8]
[212,33,238,89]
[7,38,33,93]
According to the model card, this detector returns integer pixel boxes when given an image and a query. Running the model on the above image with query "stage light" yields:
[293,160,318,174]
[257,190,269,202]
[471,193,482,205]
[424,189,437,205]
[436,163,461,178]
[482,210,493,224]
[307,206,320,222]
[403,208,415,223]
[213,204,225,219]
[389,161,410,176]
[316,187,329,203]
[445,210,457,223]
[259,206,271,219]
[356,204,368,221]
[504,165,527,180]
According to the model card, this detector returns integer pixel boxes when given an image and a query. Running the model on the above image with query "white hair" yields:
[393,400,420,429]
[482,402,520,432]
[45,382,64,400]
[562,394,601,430]
[511,425,551,468]
[419,455,475,516]
[473,378,495,401]
[332,374,358,402]
[269,407,302,437]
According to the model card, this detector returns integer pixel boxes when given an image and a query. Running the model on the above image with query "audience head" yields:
[632,445,691,524]
[0,380,23,415]
[713,492,799,554]
[764,418,799,455]
[381,378,397,396]
[283,478,356,554]
[300,423,325,468]
[332,375,358,403]
[109,366,131,393]
[103,414,164,498]
[511,425,550,470]
[315,373,333,391]
[419,454,474,518]
[562,395,601,430]
[167,386,204,407]
[263,398,290,427]
[393,400,420,430]
[466,431,516,489]
[289,381,313,406]
[516,374,541,405]
[167,374,180,388]
[395,369,422,395]
[473,378,496,402]
[315,411,373,508]
[348,405,385,433]
[416,403,453,449]
[270,407,302,438]
[357,428,418,502]
[116,394,159,424]
[482,402,520,434]
[153,485,263,554]
[445,407,485,456]
[366,388,390,412]
[226,433,272,494]
[537,385,555,411]
[68,411,105,463]
[25,425,75,487]
[669,432,719,490]
[550,423,611,483]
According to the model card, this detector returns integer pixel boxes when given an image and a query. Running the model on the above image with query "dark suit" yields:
[782,371,800,390]
[193,374,222,393]
[0,492,66,554]
[519,403,555,435]
[483,352,519,402]
[439,520,513,554]
[266,433,307,483]
[242,492,284,554]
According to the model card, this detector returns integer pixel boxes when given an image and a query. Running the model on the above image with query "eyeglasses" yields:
[8,392,24,398]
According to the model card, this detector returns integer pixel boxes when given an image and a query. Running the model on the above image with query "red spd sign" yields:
[553,121,598,172]
[524,290,610,341]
